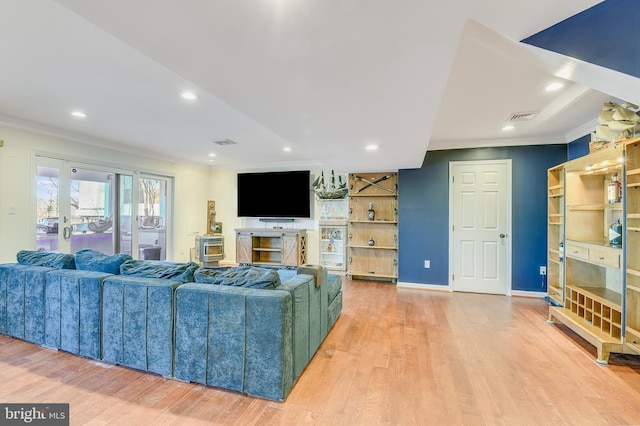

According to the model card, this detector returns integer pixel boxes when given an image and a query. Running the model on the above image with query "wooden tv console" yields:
[235,228,307,267]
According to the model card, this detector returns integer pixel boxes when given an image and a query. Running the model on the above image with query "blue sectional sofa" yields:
[44,269,112,358]
[173,266,333,400]
[0,249,342,401]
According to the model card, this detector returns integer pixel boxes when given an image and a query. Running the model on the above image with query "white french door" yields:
[34,156,171,259]
[449,160,512,295]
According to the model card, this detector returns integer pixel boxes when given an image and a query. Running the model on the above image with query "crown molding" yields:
[565,118,598,143]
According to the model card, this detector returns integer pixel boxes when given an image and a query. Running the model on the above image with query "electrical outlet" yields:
[424,260,430,268]
[540,266,547,276]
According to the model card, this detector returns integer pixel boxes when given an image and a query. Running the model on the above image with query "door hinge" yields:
[452,176,454,183]
[452,274,454,281]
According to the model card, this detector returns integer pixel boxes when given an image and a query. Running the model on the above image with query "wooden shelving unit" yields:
[547,164,565,305]
[625,140,640,355]
[548,144,626,363]
[347,172,398,283]
[235,228,307,267]
[319,224,346,273]
[317,197,348,274]
[549,139,640,363]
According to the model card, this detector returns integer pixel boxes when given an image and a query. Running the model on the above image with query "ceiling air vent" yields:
[506,111,539,122]
[213,139,237,146]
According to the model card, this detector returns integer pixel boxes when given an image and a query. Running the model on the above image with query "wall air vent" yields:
[507,111,539,122]
[213,139,237,146]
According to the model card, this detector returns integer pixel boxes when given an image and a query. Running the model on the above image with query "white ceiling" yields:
[1,0,633,173]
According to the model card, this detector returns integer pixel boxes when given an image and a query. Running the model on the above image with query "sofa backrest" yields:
[173,282,295,400]
[277,273,323,379]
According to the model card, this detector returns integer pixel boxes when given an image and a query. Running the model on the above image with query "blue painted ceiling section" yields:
[522,0,640,79]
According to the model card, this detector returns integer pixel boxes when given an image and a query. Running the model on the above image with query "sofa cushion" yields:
[120,260,198,282]
[277,269,297,283]
[16,250,76,269]
[194,266,280,289]
[75,249,132,274]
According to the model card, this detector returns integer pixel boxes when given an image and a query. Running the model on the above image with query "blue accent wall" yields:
[398,144,567,292]
[522,0,640,79]
[567,134,590,160]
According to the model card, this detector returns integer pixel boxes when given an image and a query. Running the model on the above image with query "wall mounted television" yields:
[237,170,311,218]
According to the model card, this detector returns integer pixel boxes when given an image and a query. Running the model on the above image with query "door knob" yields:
[499,233,506,238]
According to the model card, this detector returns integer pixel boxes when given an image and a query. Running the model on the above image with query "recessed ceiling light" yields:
[208,153,216,157]
[181,91,198,100]
[208,159,215,163]
[283,147,292,152]
[366,144,379,151]
[501,125,515,131]
[71,111,87,118]
[545,82,564,92]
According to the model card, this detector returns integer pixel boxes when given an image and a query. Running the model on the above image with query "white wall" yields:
[0,124,211,263]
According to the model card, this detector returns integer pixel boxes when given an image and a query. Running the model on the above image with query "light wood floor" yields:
[2,279,640,425]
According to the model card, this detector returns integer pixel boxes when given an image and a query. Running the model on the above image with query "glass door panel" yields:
[69,168,115,254]
[118,175,134,256]
[138,176,168,260]
[36,166,61,252]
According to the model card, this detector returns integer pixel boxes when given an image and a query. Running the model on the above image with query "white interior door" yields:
[449,160,511,295]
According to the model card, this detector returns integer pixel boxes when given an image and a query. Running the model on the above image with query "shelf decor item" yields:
[590,101,640,152]
[367,203,375,221]
[609,219,622,248]
[312,170,348,199]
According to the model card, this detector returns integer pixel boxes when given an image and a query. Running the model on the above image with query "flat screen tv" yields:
[237,170,311,218]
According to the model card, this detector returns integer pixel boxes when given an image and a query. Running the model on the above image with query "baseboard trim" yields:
[396,282,547,299]
[396,282,450,292]
[511,290,547,298]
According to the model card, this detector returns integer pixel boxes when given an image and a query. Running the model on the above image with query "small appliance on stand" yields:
[195,200,224,267]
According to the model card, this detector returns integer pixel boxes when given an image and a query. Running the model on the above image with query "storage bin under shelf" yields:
[565,285,622,338]
[549,283,625,363]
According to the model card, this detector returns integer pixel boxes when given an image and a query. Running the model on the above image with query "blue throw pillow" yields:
[75,249,132,274]
[16,250,76,269]
[194,266,280,289]
[120,259,199,282]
